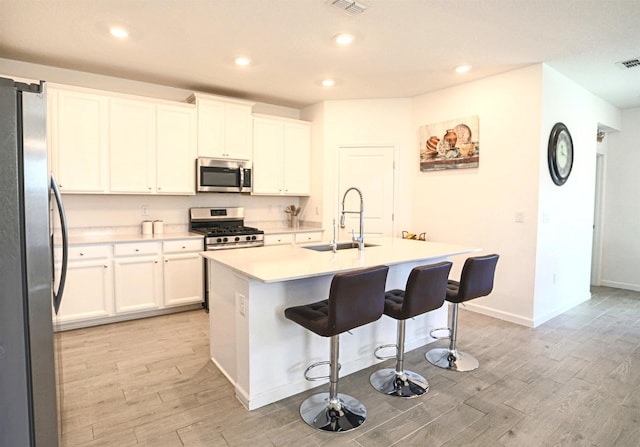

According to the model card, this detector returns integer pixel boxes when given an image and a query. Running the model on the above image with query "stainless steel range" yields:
[189,207,264,250]
[190,207,264,312]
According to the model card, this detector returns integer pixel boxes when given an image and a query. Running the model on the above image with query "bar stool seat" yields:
[426,254,499,372]
[369,261,452,398]
[284,265,389,432]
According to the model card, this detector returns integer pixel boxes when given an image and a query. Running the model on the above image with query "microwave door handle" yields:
[239,168,245,192]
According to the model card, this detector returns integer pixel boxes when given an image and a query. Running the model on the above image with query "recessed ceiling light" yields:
[455,65,472,73]
[334,33,354,45]
[109,27,129,39]
[322,79,335,87]
[234,56,251,66]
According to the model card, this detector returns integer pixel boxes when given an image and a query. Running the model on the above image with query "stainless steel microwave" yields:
[196,157,252,193]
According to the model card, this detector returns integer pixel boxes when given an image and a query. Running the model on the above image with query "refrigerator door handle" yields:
[51,174,68,314]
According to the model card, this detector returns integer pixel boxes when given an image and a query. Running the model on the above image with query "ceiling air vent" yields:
[615,58,640,70]
[330,0,367,15]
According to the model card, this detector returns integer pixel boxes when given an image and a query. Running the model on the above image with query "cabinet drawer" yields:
[113,242,161,257]
[295,231,324,244]
[264,233,294,246]
[56,244,111,261]
[163,239,203,253]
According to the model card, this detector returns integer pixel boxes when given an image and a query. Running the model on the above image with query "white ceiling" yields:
[1,0,639,109]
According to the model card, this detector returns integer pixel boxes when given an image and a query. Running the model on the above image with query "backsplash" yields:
[57,193,313,235]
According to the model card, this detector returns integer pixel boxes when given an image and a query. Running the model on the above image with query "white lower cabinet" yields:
[55,238,203,329]
[264,231,324,246]
[113,245,163,314]
[294,231,324,244]
[162,239,204,307]
[54,245,113,324]
[264,233,294,246]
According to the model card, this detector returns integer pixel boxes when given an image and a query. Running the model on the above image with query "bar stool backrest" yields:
[401,261,452,319]
[452,254,499,303]
[328,265,389,335]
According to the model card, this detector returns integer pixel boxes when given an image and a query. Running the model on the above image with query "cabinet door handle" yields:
[79,252,84,256]
[104,265,108,268]
[165,259,169,263]
[135,248,140,252]
[154,260,159,264]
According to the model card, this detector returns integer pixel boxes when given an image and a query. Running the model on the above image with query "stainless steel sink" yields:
[302,242,379,252]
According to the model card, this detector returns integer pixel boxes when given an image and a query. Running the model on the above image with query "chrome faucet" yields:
[340,187,364,250]
[330,218,338,253]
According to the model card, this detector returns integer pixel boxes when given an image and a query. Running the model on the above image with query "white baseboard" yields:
[462,302,534,327]
[600,280,640,292]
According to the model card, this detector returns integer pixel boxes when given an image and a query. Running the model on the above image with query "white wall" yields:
[302,98,414,237]
[601,107,640,290]
[411,64,621,327]
[533,66,620,324]
[412,65,543,325]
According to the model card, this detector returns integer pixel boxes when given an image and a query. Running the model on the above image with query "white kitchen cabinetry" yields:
[162,239,204,307]
[54,245,113,324]
[263,233,295,246]
[48,86,109,193]
[156,104,197,194]
[113,242,163,314]
[294,231,324,244]
[188,94,254,160]
[252,115,311,196]
[109,97,156,193]
[263,231,323,246]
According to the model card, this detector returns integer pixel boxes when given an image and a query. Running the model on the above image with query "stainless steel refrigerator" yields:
[0,77,68,446]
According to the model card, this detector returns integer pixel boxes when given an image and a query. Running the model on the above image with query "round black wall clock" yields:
[547,122,573,186]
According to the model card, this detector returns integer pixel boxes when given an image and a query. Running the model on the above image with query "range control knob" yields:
[223,237,228,243]
[251,235,257,240]
[216,238,222,243]
[246,236,252,241]
[235,236,240,242]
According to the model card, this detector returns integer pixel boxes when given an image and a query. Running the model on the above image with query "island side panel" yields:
[238,258,451,410]
[208,260,240,386]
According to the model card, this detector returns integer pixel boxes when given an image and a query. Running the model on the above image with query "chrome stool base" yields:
[425,347,479,372]
[299,392,366,432]
[369,368,429,398]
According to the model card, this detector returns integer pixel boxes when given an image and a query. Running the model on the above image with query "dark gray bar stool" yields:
[284,265,389,432]
[369,261,452,398]
[426,254,499,372]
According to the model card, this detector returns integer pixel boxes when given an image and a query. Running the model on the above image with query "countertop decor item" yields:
[285,205,301,228]
[547,122,573,186]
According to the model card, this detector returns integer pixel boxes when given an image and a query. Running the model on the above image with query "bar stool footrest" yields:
[373,343,398,361]
[304,360,341,381]
[429,327,451,340]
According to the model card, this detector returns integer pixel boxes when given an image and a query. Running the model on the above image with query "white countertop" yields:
[201,237,479,283]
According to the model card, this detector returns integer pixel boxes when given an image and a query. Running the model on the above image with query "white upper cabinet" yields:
[48,87,109,193]
[252,115,311,196]
[48,84,196,195]
[188,94,254,160]
[109,97,156,193]
[156,104,196,194]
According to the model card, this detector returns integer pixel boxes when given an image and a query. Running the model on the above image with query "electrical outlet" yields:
[142,205,149,216]
[239,294,246,316]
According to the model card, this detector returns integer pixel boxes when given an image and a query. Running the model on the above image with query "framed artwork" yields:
[419,115,479,171]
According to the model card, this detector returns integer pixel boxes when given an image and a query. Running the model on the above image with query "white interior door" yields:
[338,146,395,240]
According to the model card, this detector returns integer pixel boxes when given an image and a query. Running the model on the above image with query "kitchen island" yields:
[201,237,479,410]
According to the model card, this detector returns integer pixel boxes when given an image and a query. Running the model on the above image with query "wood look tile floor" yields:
[59,286,640,447]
